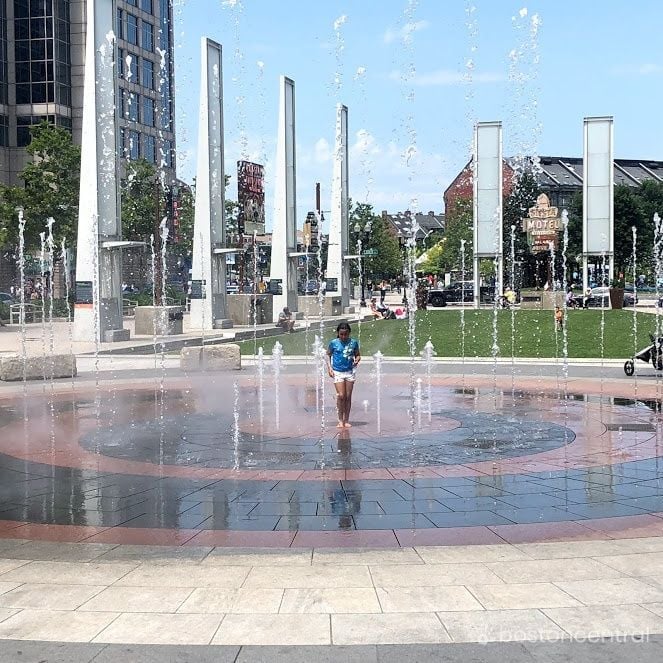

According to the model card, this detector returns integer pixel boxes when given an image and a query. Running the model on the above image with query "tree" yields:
[0,121,80,250]
[121,158,161,241]
[503,171,539,286]
[349,202,402,281]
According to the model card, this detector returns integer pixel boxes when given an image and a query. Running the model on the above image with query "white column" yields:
[270,76,298,320]
[583,116,614,287]
[326,104,349,308]
[189,38,230,331]
[473,121,503,308]
[73,0,122,342]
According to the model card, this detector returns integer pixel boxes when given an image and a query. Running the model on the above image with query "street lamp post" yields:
[353,220,372,307]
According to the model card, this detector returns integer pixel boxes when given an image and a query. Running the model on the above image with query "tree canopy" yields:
[0,121,80,250]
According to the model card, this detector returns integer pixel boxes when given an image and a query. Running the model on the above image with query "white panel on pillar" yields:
[326,104,349,309]
[190,38,231,331]
[270,76,298,320]
[73,0,123,343]
[473,121,503,306]
[582,116,614,285]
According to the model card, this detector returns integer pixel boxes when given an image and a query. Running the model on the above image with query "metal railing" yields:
[9,302,44,325]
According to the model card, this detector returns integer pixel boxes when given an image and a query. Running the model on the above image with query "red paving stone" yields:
[487,521,609,544]
[291,529,400,548]
[394,526,506,547]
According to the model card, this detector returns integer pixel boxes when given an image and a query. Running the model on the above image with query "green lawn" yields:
[239,309,663,359]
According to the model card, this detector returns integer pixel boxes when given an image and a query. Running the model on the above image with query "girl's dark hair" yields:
[336,322,351,334]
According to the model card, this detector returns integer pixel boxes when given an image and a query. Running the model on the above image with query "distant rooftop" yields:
[381,210,445,241]
[507,156,663,189]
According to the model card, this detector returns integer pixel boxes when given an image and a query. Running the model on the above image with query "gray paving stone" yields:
[0,640,105,663]
[92,644,240,662]
[377,642,534,662]
[524,636,663,663]
[236,645,378,662]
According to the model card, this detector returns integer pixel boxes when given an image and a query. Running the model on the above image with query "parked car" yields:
[586,286,637,308]
[0,292,13,304]
[427,281,474,307]
[427,282,498,307]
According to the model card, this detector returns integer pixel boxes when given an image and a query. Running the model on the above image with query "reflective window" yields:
[141,58,153,89]
[126,14,138,45]
[161,139,172,168]
[140,0,152,14]
[128,130,140,160]
[116,8,123,39]
[142,96,154,127]
[0,115,8,147]
[143,134,155,163]
[126,92,139,122]
[141,20,153,52]
[12,0,71,105]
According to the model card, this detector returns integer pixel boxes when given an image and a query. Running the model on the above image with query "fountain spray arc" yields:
[325,104,352,313]
[189,38,233,331]
[473,122,503,308]
[74,0,134,343]
[270,76,298,320]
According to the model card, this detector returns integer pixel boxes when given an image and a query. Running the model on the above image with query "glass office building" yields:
[0,0,176,185]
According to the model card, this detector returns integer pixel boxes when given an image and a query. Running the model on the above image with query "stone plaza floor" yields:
[0,336,662,657]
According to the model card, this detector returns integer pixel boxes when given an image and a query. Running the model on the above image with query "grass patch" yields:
[238,309,661,359]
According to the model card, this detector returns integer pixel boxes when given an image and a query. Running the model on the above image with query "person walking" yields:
[379,280,387,306]
[555,305,564,331]
[326,322,361,428]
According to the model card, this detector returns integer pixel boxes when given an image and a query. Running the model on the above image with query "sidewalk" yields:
[0,304,373,357]
[0,537,661,648]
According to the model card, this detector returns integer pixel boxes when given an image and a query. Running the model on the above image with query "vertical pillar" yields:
[270,76,298,320]
[473,121,503,308]
[189,38,232,330]
[326,104,349,309]
[582,116,614,292]
[73,0,124,342]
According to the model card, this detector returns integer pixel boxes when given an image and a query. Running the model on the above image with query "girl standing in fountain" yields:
[326,322,361,428]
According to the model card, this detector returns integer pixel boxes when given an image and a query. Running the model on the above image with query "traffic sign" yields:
[362,248,378,257]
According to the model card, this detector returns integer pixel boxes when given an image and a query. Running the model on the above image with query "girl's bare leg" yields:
[343,381,355,427]
[334,380,347,427]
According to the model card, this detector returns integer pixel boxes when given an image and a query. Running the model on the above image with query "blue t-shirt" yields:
[328,337,359,372]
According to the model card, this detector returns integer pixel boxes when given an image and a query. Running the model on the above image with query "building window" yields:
[141,20,153,51]
[144,134,156,163]
[126,14,138,45]
[140,0,152,14]
[124,52,137,82]
[126,0,137,6]
[16,115,69,147]
[142,96,154,127]
[116,8,123,39]
[13,0,70,106]
[141,58,153,89]
[126,92,139,122]
[0,115,8,147]
[161,138,172,168]
[128,130,140,160]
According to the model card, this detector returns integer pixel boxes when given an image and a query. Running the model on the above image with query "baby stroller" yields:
[624,333,663,376]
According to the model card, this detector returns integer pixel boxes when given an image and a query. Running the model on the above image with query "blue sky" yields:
[173,0,663,231]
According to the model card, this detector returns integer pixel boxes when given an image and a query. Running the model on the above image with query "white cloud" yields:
[611,63,663,76]
[313,138,331,163]
[383,20,430,45]
[388,68,505,86]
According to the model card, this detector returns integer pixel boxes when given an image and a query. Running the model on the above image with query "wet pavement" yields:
[0,368,661,544]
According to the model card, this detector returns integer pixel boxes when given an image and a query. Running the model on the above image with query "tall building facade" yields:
[0,0,176,186]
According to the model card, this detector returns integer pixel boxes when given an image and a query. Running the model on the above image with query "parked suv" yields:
[427,281,474,307]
